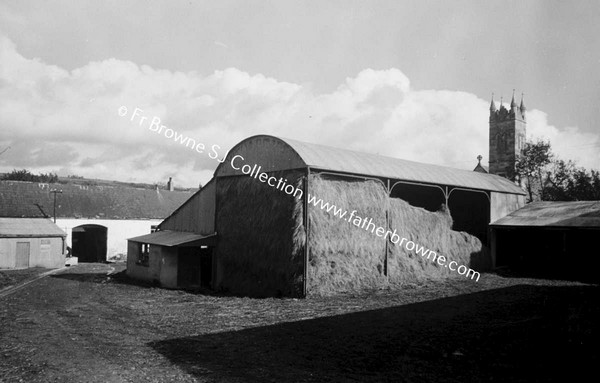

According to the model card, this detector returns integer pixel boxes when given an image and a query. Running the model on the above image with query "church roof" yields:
[473,163,489,173]
[215,135,525,195]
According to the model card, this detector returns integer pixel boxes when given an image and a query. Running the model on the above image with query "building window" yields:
[137,243,150,266]
[517,135,525,152]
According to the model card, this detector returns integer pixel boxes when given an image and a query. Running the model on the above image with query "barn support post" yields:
[385,210,389,278]
[490,228,497,269]
[385,179,390,278]
[445,186,449,205]
[302,167,311,297]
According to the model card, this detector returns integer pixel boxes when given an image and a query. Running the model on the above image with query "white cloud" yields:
[527,110,600,167]
[0,35,598,187]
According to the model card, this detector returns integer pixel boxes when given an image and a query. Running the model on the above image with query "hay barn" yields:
[127,135,525,297]
[0,218,66,269]
[490,201,600,283]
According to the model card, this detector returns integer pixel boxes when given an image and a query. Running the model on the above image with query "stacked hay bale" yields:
[305,175,389,296]
[215,170,305,297]
[388,198,489,285]
[305,175,489,295]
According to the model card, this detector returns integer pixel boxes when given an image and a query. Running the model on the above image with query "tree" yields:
[515,140,552,201]
[545,163,600,201]
[2,169,58,183]
[516,140,600,201]
[544,159,577,201]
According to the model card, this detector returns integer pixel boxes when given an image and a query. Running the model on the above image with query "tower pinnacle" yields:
[490,93,497,112]
[510,89,517,108]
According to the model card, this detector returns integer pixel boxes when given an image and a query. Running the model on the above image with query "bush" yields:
[2,169,59,183]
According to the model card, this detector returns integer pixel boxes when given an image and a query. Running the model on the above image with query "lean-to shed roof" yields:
[490,201,600,228]
[215,135,525,195]
[128,230,217,246]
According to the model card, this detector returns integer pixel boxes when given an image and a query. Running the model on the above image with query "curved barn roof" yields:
[215,135,525,195]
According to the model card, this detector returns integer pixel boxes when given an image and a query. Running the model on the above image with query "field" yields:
[0,263,598,382]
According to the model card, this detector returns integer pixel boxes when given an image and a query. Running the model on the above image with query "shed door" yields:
[178,249,201,288]
[16,242,31,268]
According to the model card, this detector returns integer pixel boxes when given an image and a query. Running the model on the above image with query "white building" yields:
[0,218,66,269]
[0,180,192,262]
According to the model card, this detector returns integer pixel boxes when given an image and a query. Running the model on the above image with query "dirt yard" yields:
[0,267,52,290]
[0,263,598,382]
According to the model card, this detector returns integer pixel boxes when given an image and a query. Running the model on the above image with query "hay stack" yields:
[388,198,489,285]
[305,175,388,296]
[305,174,489,295]
[216,171,305,297]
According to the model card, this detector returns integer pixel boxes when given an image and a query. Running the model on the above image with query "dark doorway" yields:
[495,228,599,283]
[72,225,107,263]
[178,247,213,289]
[447,189,490,243]
[199,248,213,288]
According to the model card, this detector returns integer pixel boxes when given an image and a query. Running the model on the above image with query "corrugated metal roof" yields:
[490,201,600,228]
[128,230,217,247]
[0,218,67,237]
[218,135,525,194]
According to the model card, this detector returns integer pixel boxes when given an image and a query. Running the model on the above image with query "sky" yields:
[1,0,599,187]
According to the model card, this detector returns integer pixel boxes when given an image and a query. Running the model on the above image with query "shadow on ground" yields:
[494,266,600,284]
[150,285,599,383]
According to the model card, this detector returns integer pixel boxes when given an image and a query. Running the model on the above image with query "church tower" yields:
[488,91,526,181]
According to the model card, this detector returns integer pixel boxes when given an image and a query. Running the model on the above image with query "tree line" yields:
[1,169,59,183]
[516,140,600,202]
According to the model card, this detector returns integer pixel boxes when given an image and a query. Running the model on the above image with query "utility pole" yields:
[50,189,62,223]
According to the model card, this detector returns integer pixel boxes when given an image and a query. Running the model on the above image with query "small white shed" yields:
[0,218,66,269]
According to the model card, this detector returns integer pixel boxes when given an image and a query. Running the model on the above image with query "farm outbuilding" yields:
[490,201,600,282]
[128,135,526,297]
[0,180,191,262]
[0,218,66,269]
